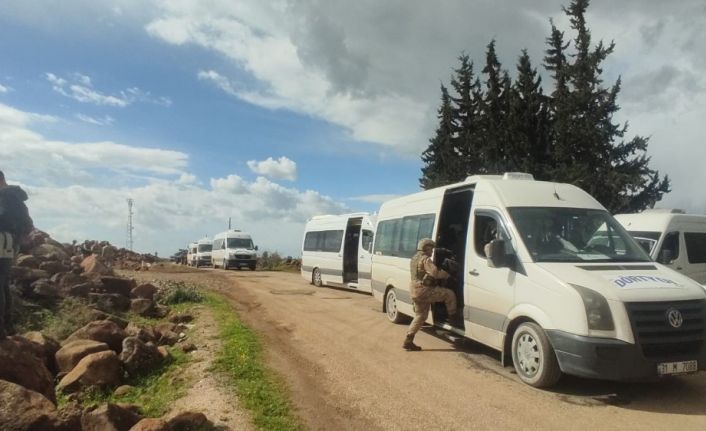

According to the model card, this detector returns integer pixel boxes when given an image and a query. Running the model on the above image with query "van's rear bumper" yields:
[547,330,706,381]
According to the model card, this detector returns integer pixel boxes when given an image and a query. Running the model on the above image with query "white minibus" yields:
[186,242,198,267]
[615,209,706,284]
[372,173,706,387]
[301,213,376,292]
[195,238,213,268]
[211,230,258,270]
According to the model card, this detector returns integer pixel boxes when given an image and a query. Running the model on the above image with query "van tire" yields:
[312,268,323,287]
[385,289,405,324]
[511,322,562,388]
[222,259,229,270]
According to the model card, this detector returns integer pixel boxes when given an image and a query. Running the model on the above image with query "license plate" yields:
[657,360,698,376]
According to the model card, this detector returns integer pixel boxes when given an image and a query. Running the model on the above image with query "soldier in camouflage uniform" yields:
[403,238,458,351]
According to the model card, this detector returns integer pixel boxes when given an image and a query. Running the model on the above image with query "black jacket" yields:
[0,185,33,239]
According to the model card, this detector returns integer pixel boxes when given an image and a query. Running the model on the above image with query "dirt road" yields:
[142,268,706,431]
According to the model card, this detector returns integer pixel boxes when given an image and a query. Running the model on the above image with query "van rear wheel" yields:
[385,289,405,324]
[511,322,562,388]
[312,268,323,287]
[222,259,228,270]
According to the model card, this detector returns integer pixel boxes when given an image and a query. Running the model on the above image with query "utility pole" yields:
[228,217,231,230]
[126,198,134,251]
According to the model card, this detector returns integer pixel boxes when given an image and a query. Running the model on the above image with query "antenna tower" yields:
[126,198,134,251]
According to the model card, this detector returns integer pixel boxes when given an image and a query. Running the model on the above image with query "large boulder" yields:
[16,254,40,268]
[23,332,60,374]
[57,351,122,393]
[39,260,70,276]
[129,418,168,431]
[56,339,111,374]
[125,322,159,344]
[31,278,59,299]
[89,293,131,313]
[119,337,163,377]
[31,243,69,262]
[10,266,49,283]
[130,299,156,317]
[131,283,157,300]
[89,310,129,329]
[100,277,136,297]
[63,320,127,352]
[81,403,142,431]
[0,379,58,431]
[62,281,93,298]
[0,337,56,403]
[166,412,213,431]
[81,255,114,277]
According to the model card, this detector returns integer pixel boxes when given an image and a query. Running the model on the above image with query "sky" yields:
[1,0,705,257]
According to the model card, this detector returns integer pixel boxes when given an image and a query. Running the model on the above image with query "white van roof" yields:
[615,211,706,233]
[197,238,213,245]
[214,230,252,239]
[379,174,602,217]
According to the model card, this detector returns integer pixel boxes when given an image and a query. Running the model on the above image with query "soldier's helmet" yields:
[417,238,435,251]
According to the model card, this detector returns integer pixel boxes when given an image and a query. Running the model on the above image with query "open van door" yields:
[358,228,374,292]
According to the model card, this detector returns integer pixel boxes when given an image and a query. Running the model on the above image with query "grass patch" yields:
[58,347,191,417]
[207,293,302,431]
[17,297,95,340]
[155,280,205,305]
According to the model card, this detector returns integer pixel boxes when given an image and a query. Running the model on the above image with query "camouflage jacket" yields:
[409,251,448,300]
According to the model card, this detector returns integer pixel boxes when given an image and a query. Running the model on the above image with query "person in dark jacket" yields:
[0,170,34,339]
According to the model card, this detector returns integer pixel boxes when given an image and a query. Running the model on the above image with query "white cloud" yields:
[75,113,115,126]
[0,102,186,184]
[349,194,400,204]
[46,72,172,107]
[0,83,8,93]
[246,156,297,181]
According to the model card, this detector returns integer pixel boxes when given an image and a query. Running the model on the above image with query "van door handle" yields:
[676,267,683,270]
[468,269,479,276]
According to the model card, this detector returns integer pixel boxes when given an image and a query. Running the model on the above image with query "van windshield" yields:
[227,238,253,249]
[508,207,651,263]
[198,244,212,252]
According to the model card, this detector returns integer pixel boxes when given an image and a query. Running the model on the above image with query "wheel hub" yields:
[516,333,540,377]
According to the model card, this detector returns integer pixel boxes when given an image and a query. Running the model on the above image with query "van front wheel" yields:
[511,322,561,388]
[312,268,323,287]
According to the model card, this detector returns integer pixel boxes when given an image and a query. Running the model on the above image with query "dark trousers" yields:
[0,258,12,330]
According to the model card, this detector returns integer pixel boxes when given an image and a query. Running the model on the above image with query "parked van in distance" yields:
[186,242,198,267]
[615,209,706,284]
[372,173,706,387]
[211,230,258,270]
[301,213,376,292]
[195,238,213,268]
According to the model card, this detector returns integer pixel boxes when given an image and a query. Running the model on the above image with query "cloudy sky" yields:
[1,0,704,256]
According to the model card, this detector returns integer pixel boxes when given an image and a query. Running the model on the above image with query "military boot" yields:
[403,334,421,351]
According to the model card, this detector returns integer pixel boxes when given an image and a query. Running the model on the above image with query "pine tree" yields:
[420,85,459,189]
[508,50,551,178]
[544,0,670,212]
[480,40,513,173]
[450,54,485,176]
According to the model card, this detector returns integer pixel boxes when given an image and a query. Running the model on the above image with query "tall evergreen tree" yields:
[480,40,512,173]
[545,0,669,212]
[450,54,485,176]
[508,50,551,178]
[420,85,459,189]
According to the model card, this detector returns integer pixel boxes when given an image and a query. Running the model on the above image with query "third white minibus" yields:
[372,173,706,387]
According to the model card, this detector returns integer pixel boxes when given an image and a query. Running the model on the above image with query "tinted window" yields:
[227,238,253,249]
[374,219,400,256]
[685,232,706,264]
[198,244,212,252]
[361,230,374,252]
[323,230,343,252]
[399,217,421,258]
[303,232,320,251]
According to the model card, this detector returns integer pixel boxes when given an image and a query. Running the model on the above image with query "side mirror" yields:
[486,239,508,268]
[255,245,259,251]
[658,249,673,264]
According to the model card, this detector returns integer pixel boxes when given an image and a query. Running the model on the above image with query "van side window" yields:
[660,231,680,261]
[361,230,374,252]
[323,230,343,252]
[685,232,706,263]
[374,219,400,256]
[399,217,421,258]
[474,213,510,258]
[303,232,319,251]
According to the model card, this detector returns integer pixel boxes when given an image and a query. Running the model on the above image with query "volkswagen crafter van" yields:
[212,230,258,270]
[372,173,706,387]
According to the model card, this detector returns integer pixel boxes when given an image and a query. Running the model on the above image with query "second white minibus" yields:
[211,230,258,270]
[372,173,706,387]
[301,213,376,292]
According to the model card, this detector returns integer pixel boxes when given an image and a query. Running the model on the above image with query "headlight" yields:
[570,284,614,331]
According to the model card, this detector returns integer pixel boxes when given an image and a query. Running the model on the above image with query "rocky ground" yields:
[0,230,233,430]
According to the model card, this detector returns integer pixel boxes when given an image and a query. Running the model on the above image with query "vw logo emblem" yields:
[666,308,683,328]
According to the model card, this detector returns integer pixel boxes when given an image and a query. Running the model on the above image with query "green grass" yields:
[17,297,95,340]
[207,294,302,431]
[58,347,190,417]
